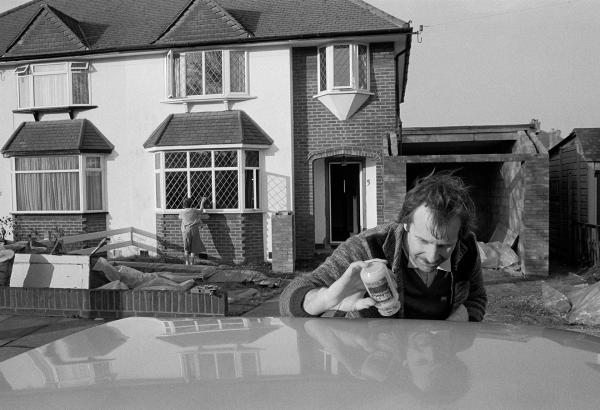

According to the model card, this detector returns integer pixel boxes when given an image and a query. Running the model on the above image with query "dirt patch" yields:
[484,266,600,337]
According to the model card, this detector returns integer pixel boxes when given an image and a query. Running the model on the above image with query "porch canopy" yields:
[143,110,273,149]
[1,119,114,157]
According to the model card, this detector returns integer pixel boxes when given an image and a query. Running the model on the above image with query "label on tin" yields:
[365,279,394,303]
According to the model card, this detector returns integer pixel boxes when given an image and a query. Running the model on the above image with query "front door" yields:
[329,162,361,243]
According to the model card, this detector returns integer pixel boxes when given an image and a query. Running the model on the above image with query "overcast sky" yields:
[1,0,598,136]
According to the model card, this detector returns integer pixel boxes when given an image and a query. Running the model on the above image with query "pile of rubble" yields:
[91,257,284,305]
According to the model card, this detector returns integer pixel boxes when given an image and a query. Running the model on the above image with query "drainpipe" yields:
[394,47,406,156]
[394,27,419,156]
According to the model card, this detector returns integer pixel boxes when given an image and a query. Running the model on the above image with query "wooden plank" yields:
[69,240,134,255]
[62,227,132,244]
[131,227,158,240]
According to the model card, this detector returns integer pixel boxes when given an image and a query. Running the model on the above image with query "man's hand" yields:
[447,304,468,321]
[302,261,376,315]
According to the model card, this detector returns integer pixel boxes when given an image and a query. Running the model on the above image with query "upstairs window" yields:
[167,50,248,99]
[155,149,260,211]
[15,62,90,109]
[318,44,369,93]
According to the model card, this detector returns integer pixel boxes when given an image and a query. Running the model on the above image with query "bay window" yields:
[155,150,260,211]
[167,49,248,99]
[15,62,90,109]
[318,43,369,93]
[13,155,105,212]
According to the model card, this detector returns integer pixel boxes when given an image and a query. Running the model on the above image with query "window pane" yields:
[186,52,204,96]
[86,171,102,210]
[86,157,101,169]
[72,72,89,104]
[190,151,211,168]
[245,151,259,167]
[190,171,213,208]
[165,171,187,209]
[165,152,187,169]
[172,53,182,98]
[16,172,79,211]
[333,45,350,87]
[155,173,161,208]
[245,169,255,209]
[32,63,66,73]
[215,170,238,209]
[18,77,30,107]
[16,156,78,171]
[319,47,327,91]
[205,51,223,94]
[215,151,237,168]
[358,45,368,89]
[229,51,245,93]
[154,153,160,169]
[33,73,68,106]
[15,174,42,211]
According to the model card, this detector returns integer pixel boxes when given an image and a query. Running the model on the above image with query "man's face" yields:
[404,204,460,274]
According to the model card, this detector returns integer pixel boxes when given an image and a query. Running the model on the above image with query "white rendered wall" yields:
[0,46,294,259]
[0,67,20,227]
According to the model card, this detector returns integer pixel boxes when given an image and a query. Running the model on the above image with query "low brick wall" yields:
[0,287,227,318]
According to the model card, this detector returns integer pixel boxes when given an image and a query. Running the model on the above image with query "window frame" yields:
[166,49,249,100]
[155,149,262,213]
[14,61,91,109]
[317,43,370,94]
[11,154,107,214]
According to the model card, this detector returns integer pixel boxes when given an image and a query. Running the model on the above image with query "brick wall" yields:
[383,157,406,223]
[271,213,294,273]
[292,43,397,259]
[522,155,549,275]
[156,213,264,264]
[0,286,227,318]
[12,213,107,250]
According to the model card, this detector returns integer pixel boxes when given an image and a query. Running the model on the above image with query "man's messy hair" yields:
[397,170,476,239]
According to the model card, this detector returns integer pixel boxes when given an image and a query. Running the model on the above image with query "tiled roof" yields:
[5,4,88,57]
[1,119,114,156]
[572,128,600,161]
[0,0,409,60]
[143,110,273,148]
[550,128,600,161]
[155,0,252,45]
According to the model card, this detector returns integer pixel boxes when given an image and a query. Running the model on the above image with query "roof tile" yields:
[143,110,273,148]
[0,0,408,59]
[1,119,114,156]
[5,5,87,57]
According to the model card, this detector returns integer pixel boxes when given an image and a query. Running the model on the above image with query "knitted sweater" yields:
[279,222,487,321]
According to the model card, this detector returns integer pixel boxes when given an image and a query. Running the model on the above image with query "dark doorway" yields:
[329,162,361,242]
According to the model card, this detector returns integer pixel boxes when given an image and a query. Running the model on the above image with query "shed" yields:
[549,128,600,266]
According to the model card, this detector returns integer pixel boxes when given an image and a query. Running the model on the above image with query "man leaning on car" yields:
[279,172,487,321]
